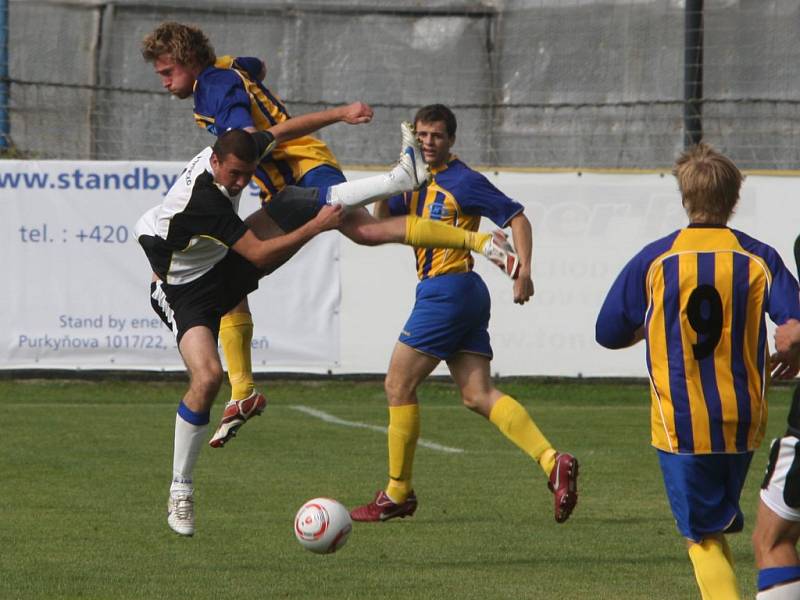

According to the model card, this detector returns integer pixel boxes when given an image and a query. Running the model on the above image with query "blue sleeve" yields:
[768,261,800,324]
[387,193,410,216]
[732,230,800,324]
[454,171,523,227]
[596,255,650,349]
[595,232,680,349]
[234,56,264,80]
[194,69,254,134]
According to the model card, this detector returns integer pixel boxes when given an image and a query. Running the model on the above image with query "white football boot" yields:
[481,229,521,279]
[167,484,195,536]
[398,121,429,190]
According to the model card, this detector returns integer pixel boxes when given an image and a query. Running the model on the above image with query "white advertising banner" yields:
[337,170,800,378]
[0,160,340,371]
[2,161,798,377]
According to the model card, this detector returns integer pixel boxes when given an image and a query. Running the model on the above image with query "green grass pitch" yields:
[1,378,792,599]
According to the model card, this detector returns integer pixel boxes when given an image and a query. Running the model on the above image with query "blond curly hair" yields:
[141,22,216,69]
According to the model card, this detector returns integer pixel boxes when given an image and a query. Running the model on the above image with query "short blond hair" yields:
[673,143,743,223]
[141,22,215,69]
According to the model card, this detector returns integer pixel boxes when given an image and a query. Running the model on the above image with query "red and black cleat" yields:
[548,452,579,523]
[350,490,418,522]
[209,391,267,448]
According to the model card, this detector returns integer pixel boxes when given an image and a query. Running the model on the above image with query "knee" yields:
[347,225,382,246]
[190,364,223,400]
[385,373,414,404]
[752,527,782,569]
[460,390,492,414]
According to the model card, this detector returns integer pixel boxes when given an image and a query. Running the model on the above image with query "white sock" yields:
[172,412,207,488]
[326,164,412,209]
[758,581,800,599]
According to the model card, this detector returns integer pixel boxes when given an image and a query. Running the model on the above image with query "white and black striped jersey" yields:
[135,147,248,285]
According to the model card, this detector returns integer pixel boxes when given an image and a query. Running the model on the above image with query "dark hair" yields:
[212,129,258,163]
[413,104,457,138]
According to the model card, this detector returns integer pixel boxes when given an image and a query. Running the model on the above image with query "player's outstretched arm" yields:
[266,102,374,145]
[232,205,343,271]
[509,213,534,305]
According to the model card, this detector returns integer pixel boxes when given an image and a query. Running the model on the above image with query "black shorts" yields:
[263,185,322,232]
[150,251,260,344]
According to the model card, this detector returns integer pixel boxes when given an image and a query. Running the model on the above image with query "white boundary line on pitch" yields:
[289,405,465,454]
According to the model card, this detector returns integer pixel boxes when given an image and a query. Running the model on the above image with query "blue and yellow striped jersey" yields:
[192,55,340,200]
[387,157,523,280]
[596,225,800,454]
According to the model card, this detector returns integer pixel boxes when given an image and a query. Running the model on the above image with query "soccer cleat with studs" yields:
[167,487,195,536]
[209,391,267,448]
[481,229,521,279]
[350,490,418,522]
[398,121,429,190]
[548,452,579,523]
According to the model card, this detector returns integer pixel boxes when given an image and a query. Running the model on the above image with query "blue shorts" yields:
[658,450,753,542]
[399,271,492,361]
[297,164,346,188]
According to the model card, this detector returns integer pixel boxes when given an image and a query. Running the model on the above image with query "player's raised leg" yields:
[325,122,428,209]
[340,209,521,279]
[211,297,267,450]
[218,300,255,403]
[209,210,289,448]
[447,351,579,523]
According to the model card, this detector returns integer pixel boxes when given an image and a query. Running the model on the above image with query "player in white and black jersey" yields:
[138,125,522,537]
[135,129,344,536]
[136,132,338,339]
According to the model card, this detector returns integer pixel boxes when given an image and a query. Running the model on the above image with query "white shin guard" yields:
[326,164,412,209]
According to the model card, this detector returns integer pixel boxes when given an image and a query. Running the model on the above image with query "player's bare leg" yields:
[448,352,579,523]
[244,208,302,275]
[753,500,800,598]
[168,326,224,536]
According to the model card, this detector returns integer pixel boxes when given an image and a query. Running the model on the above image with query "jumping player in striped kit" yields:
[141,23,519,450]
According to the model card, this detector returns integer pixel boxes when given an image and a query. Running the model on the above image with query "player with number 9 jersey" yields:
[597,224,799,455]
[595,143,800,600]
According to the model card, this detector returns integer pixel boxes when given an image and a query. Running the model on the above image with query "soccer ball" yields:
[294,497,352,554]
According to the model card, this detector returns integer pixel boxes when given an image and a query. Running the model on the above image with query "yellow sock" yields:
[404,215,490,253]
[489,395,556,476]
[385,404,420,503]
[219,312,254,401]
[688,538,740,600]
